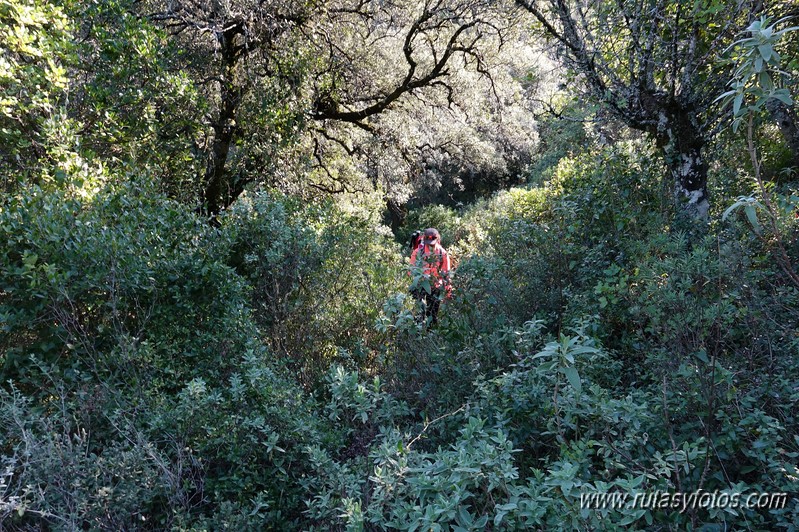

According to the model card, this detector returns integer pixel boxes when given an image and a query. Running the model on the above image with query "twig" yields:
[661,373,682,493]
[406,404,467,450]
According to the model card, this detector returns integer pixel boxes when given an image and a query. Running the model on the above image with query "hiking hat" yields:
[423,228,440,243]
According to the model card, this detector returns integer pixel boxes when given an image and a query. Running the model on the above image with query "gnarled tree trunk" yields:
[203,21,246,218]
[654,103,710,221]
[515,0,758,225]
[633,91,710,221]
[766,99,799,169]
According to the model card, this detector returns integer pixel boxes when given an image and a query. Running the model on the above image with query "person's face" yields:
[425,237,437,248]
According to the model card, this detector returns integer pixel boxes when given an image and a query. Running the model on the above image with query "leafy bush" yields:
[68,0,206,198]
[0,175,252,395]
[0,0,73,191]
[380,136,799,530]
[223,193,407,383]
[0,175,332,528]
[0,386,172,530]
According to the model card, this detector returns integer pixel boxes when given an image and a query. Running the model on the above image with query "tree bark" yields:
[766,99,799,169]
[634,92,710,221]
[203,22,245,218]
[656,106,710,221]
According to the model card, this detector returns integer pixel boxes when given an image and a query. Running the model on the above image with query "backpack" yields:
[409,230,422,253]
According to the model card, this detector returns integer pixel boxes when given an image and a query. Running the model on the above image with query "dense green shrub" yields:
[146,347,327,529]
[0,176,333,528]
[223,192,407,384]
[2,149,797,529]
[3,1,799,529]
[0,386,172,529]
[373,136,799,530]
[0,176,250,395]
[67,0,206,199]
[301,320,799,529]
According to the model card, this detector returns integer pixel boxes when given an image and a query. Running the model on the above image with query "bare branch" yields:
[312,2,492,128]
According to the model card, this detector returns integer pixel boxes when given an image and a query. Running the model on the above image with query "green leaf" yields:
[757,43,773,62]
[713,89,736,103]
[619,510,645,526]
[774,25,799,38]
[562,366,582,395]
[771,89,794,106]
[420,278,432,294]
[759,71,773,91]
[722,201,740,221]
[732,92,744,115]
[457,506,473,527]
[22,252,38,267]
[570,346,600,356]
[744,204,760,233]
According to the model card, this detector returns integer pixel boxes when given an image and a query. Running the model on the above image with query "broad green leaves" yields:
[531,333,600,396]
[717,16,798,132]
[722,195,763,234]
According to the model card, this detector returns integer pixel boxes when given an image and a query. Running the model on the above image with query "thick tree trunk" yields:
[641,95,710,222]
[766,99,799,169]
[663,136,710,222]
[385,198,406,234]
[203,22,245,218]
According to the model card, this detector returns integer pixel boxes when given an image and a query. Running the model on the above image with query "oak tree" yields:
[516,0,765,220]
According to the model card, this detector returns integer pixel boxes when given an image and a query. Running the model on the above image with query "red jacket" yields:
[410,242,451,289]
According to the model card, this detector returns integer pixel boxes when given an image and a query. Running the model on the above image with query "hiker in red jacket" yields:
[410,227,451,326]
